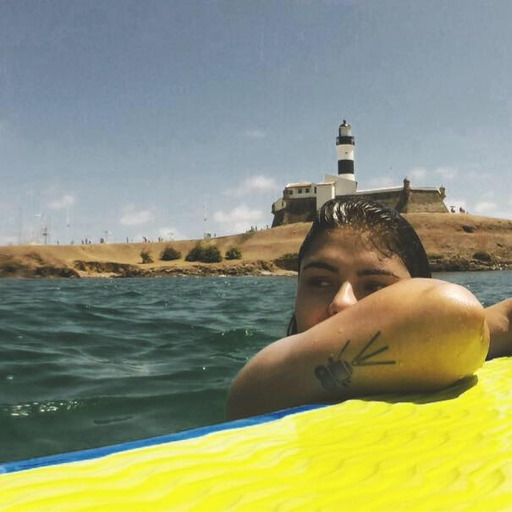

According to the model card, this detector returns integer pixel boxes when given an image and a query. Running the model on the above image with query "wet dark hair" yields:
[287,197,431,335]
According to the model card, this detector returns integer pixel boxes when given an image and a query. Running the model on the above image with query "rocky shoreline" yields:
[1,213,512,279]
[0,253,510,280]
[0,256,298,279]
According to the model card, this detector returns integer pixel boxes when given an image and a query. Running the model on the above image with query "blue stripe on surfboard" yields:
[0,403,326,475]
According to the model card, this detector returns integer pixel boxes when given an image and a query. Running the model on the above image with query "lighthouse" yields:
[314,119,358,210]
[271,119,449,227]
[336,120,355,180]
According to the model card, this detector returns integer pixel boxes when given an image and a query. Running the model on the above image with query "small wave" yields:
[3,399,83,418]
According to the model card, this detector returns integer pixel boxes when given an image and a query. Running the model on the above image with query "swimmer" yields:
[227,198,512,420]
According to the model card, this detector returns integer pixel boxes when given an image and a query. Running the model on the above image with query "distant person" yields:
[227,198,511,419]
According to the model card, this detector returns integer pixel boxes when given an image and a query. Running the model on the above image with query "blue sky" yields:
[1,0,511,245]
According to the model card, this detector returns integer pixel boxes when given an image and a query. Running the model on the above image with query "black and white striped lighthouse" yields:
[336,120,355,179]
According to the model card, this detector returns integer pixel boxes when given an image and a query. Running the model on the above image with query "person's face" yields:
[295,228,411,333]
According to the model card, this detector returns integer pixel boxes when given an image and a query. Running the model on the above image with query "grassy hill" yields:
[1,213,511,278]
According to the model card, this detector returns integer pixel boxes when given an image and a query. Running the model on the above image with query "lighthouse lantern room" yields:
[336,120,356,178]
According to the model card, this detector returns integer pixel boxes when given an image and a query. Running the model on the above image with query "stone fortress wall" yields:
[272,179,448,227]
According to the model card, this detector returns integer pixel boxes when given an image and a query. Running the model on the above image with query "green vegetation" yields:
[140,249,154,264]
[185,243,222,263]
[473,251,492,262]
[225,246,242,260]
[274,252,299,271]
[185,243,203,262]
[160,245,182,261]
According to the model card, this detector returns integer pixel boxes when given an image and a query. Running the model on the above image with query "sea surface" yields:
[1,272,510,464]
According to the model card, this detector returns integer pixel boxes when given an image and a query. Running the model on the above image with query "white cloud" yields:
[243,129,267,140]
[468,170,492,181]
[474,201,497,214]
[0,234,17,246]
[48,194,76,210]
[491,209,512,220]
[444,197,467,212]
[157,226,188,241]
[409,167,427,180]
[367,176,395,188]
[225,175,280,197]
[405,166,458,184]
[120,206,154,226]
[472,201,512,219]
[214,204,263,234]
[446,198,467,209]
[434,166,458,181]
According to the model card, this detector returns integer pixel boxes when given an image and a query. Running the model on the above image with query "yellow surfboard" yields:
[1,358,511,511]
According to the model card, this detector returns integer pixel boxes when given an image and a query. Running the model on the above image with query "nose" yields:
[328,281,358,316]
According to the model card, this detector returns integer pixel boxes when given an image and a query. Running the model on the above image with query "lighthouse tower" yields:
[336,119,355,180]
[316,119,358,209]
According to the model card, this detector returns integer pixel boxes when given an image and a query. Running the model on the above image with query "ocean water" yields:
[0,272,510,464]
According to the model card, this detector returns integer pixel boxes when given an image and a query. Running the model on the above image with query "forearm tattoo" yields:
[314,331,395,390]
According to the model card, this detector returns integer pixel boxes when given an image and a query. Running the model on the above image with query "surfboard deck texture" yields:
[1,357,511,511]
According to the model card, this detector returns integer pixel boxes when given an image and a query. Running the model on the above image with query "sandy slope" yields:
[1,214,511,278]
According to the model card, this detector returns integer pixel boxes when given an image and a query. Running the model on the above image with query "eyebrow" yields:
[301,262,400,279]
[356,269,400,279]
[301,261,338,273]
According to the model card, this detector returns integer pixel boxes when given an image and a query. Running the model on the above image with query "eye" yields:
[306,276,333,288]
[362,281,389,295]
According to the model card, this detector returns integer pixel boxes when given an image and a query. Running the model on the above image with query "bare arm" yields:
[227,279,489,420]
[486,298,512,359]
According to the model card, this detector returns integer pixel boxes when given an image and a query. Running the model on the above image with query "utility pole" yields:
[203,201,208,239]
[42,226,49,245]
[17,206,23,245]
